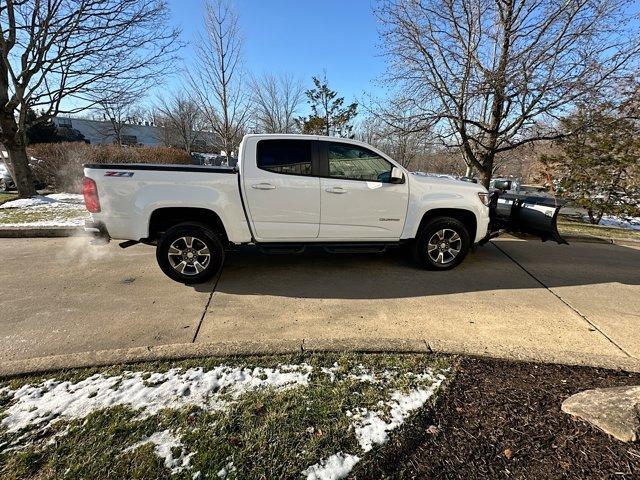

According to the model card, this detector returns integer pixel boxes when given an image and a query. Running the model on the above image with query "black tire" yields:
[156,222,225,284]
[412,217,470,270]
[0,178,8,192]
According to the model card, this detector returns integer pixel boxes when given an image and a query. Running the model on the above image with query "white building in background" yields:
[52,116,219,150]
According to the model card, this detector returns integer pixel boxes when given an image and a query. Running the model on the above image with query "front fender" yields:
[402,191,490,243]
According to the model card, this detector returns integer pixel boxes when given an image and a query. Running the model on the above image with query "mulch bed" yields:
[361,357,640,479]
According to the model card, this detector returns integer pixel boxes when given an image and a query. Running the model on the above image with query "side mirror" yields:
[390,167,405,184]
[493,179,512,191]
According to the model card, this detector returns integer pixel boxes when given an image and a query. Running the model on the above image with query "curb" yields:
[561,234,640,246]
[561,234,613,244]
[2,337,639,378]
[0,226,84,238]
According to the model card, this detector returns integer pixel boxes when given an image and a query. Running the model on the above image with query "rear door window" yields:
[257,139,313,176]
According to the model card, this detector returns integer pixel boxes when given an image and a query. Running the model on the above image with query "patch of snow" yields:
[302,452,361,480]
[47,193,84,202]
[1,364,312,433]
[124,429,193,474]
[0,193,82,209]
[321,363,340,382]
[301,369,447,479]
[597,215,640,231]
[217,460,237,478]
[0,193,87,227]
[352,372,446,452]
[348,364,377,383]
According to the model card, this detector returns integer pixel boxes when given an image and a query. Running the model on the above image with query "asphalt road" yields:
[1,236,639,374]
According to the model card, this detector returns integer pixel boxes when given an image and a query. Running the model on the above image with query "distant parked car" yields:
[0,160,13,191]
[191,152,238,168]
[0,160,47,191]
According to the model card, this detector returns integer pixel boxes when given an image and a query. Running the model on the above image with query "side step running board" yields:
[258,245,306,254]
[257,243,396,255]
[324,245,387,254]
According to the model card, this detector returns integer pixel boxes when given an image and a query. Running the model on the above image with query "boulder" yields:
[562,386,640,442]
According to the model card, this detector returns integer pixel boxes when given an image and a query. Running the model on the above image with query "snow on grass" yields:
[597,214,640,231]
[0,364,312,434]
[352,373,445,452]
[302,452,361,480]
[0,358,450,478]
[0,193,83,209]
[124,429,194,474]
[0,193,87,227]
[321,363,390,384]
[301,369,447,479]
[217,460,237,478]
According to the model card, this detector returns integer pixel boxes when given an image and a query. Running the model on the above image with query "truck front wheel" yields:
[413,217,470,270]
[156,223,225,284]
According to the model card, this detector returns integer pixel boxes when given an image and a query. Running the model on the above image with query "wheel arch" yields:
[148,207,229,245]
[417,208,477,242]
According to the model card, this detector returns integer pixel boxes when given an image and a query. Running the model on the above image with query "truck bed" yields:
[83,163,252,243]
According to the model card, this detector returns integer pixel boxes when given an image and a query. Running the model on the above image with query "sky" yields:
[163,0,387,106]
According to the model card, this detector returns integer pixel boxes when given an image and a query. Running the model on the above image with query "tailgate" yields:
[489,191,567,244]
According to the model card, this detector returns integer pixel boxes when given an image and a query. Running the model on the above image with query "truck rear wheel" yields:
[156,223,225,284]
[413,217,470,270]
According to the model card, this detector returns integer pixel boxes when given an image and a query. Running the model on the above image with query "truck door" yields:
[318,141,409,240]
[242,138,320,240]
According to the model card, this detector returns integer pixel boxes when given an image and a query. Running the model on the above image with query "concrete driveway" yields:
[1,236,639,374]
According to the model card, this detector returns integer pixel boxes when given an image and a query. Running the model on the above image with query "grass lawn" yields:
[0,193,88,227]
[0,206,87,226]
[0,192,17,206]
[558,216,640,241]
[0,353,451,480]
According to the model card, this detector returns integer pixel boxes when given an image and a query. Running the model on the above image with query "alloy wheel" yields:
[427,228,462,265]
[167,236,212,276]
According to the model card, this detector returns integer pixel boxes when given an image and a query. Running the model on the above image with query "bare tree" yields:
[156,93,206,154]
[93,87,146,146]
[358,100,433,168]
[250,73,305,133]
[190,0,248,157]
[0,0,180,197]
[376,0,640,187]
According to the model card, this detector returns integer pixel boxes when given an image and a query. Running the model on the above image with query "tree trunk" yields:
[465,165,473,178]
[0,112,37,198]
[5,144,37,198]
[477,168,492,189]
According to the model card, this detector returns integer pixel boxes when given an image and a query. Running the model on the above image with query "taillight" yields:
[82,177,101,213]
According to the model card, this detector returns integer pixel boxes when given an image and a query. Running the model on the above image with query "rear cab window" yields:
[256,139,313,176]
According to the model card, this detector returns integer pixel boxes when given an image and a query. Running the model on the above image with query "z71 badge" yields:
[105,171,134,177]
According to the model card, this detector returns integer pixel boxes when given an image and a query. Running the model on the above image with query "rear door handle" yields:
[251,183,276,190]
[325,186,347,194]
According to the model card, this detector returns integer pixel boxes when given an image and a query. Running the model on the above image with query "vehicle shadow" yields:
[190,240,640,299]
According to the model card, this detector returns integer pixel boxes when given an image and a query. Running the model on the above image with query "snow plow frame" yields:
[487,189,568,245]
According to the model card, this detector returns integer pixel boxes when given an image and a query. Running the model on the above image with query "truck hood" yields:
[409,173,487,194]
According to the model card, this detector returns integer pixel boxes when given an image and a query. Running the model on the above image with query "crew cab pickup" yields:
[83,134,565,283]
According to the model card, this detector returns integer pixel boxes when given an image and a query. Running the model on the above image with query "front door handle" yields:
[252,183,276,190]
[325,186,347,194]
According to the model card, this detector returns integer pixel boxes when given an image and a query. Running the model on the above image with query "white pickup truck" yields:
[83,134,565,283]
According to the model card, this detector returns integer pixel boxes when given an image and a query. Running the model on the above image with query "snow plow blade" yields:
[489,192,568,244]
